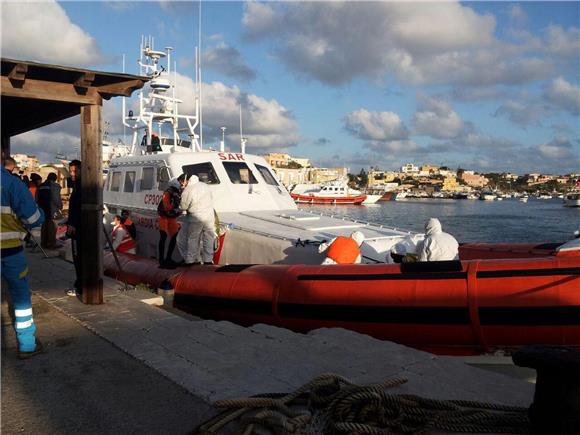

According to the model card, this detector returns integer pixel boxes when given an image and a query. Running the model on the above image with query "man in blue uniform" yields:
[1,160,45,358]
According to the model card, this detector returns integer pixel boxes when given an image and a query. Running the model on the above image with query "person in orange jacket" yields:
[157,174,187,268]
[111,215,136,254]
[318,231,365,265]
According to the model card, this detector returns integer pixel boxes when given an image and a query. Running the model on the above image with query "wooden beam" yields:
[1,76,101,105]
[74,72,95,90]
[96,79,146,98]
[8,63,27,83]
[1,135,10,159]
[80,104,103,305]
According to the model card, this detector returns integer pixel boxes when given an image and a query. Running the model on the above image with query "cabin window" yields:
[182,162,220,184]
[157,166,170,191]
[110,172,122,192]
[140,167,155,191]
[255,164,279,186]
[124,171,136,192]
[223,162,258,184]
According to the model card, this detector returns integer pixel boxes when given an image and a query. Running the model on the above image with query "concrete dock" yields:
[2,249,535,434]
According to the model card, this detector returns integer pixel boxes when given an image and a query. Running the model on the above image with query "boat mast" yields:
[122,35,200,155]
[198,0,203,150]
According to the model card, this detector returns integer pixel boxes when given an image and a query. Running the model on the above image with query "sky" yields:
[2,0,579,175]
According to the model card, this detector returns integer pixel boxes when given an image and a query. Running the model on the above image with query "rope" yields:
[191,373,529,435]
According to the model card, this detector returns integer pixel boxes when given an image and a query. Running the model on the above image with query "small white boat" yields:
[290,182,381,205]
[479,192,496,201]
[394,191,408,201]
[564,192,580,207]
[519,196,529,203]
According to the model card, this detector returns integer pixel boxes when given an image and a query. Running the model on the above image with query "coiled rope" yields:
[192,373,529,435]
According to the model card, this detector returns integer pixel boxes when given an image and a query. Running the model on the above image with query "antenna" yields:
[239,103,246,154]
[198,0,203,149]
[220,127,226,152]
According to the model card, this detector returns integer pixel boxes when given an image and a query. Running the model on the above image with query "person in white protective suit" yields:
[415,218,459,261]
[177,175,216,265]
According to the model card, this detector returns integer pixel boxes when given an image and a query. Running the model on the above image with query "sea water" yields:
[299,197,579,244]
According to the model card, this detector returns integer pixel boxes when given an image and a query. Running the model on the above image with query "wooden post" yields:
[1,134,10,159]
[80,104,103,304]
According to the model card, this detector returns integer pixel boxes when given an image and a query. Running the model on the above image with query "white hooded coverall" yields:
[177,175,216,264]
[416,218,459,261]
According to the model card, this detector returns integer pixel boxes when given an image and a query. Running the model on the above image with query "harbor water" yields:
[300,197,579,244]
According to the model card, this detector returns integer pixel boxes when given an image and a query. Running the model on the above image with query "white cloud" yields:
[203,43,256,82]
[344,109,408,141]
[11,130,80,163]
[364,139,422,154]
[536,137,575,160]
[163,73,298,149]
[1,0,105,66]
[242,1,559,87]
[508,4,527,26]
[413,97,465,139]
[545,77,580,114]
[543,25,580,57]
[494,100,543,128]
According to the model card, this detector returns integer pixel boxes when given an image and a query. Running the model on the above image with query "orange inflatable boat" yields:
[104,243,580,355]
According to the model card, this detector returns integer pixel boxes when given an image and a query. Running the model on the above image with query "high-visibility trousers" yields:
[1,250,36,352]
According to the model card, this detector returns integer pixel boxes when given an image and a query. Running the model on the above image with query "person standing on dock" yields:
[1,160,45,358]
[157,174,187,268]
[28,173,42,201]
[178,174,216,265]
[66,160,82,297]
[37,173,62,249]
[416,218,459,262]
[319,231,365,265]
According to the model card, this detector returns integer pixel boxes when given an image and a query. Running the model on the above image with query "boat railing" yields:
[301,210,415,236]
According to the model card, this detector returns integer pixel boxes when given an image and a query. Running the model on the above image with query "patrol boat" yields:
[103,39,422,265]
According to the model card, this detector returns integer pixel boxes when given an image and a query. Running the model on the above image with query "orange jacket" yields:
[112,224,136,253]
[326,236,361,264]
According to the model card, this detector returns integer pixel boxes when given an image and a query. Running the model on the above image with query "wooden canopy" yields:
[1,58,148,304]
[1,58,147,138]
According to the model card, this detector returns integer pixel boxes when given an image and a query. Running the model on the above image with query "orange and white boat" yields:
[104,239,580,356]
[290,182,381,205]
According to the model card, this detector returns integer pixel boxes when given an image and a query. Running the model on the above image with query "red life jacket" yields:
[112,224,136,253]
[326,236,360,264]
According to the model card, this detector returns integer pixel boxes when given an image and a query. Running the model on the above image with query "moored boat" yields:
[290,182,381,205]
[104,239,580,356]
[103,39,419,265]
[564,192,580,207]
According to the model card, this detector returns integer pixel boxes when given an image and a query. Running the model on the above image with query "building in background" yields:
[12,154,40,173]
[460,171,489,188]
[401,163,419,174]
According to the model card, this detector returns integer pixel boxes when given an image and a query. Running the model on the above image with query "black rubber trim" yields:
[278,303,470,324]
[215,264,256,273]
[532,242,563,250]
[297,272,467,281]
[173,294,272,315]
[479,306,580,325]
[477,267,580,278]
[401,260,463,274]
[298,266,580,281]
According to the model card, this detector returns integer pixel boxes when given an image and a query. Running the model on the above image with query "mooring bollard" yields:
[157,279,174,306]
[513,345,580,435]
